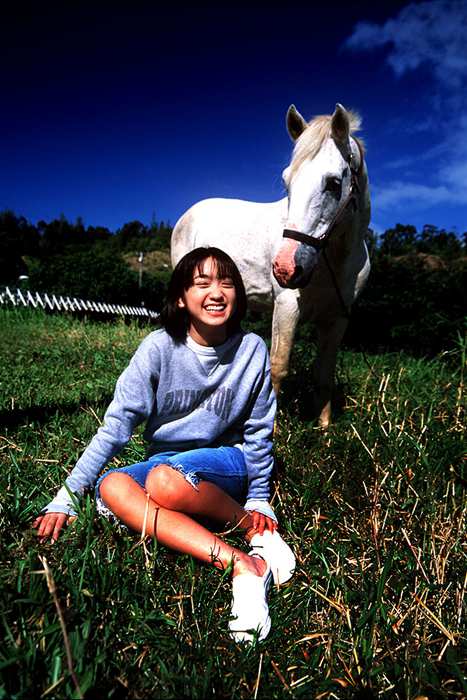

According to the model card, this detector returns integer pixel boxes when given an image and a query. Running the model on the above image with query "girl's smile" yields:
[177,257,237,345]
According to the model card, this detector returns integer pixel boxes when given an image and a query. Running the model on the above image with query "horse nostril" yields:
[289,266,303,285]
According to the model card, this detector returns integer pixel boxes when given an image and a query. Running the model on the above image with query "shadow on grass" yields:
[0,397,111,429]
[274,371,378,518]
[279,373,350,424]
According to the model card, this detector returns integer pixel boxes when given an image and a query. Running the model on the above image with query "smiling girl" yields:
[33,247,295,643]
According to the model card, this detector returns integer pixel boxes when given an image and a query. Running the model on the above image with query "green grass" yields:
[0,308,465,699]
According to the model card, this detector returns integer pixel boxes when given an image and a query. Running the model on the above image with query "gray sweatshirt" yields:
[44,329,276,516]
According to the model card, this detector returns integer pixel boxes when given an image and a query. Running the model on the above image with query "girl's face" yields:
[177,257,237,346]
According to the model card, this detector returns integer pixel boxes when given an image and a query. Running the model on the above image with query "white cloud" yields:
[374,115,467,209]
[440,158,467,188]
[385,135,457,170]
[345,0,467,91]
[373,181,467,211]
[344,1,467,220]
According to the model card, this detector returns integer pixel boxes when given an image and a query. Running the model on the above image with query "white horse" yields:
[171,104,371,427]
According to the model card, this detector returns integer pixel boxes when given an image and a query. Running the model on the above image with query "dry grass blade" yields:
[253,652,263,699]
[401,528,430,583]
[307,584,348,616]
[38,556,83,699]
[413,593,457,644]
[270,659,292,694]
[40,676,64,697]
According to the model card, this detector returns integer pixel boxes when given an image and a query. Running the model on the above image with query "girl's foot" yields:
[249,530,296,585]
[229,553,272,644]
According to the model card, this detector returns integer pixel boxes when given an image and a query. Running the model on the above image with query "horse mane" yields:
[286,111,364,185]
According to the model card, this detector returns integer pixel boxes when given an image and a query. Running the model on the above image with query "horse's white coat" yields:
[171,105,371,427]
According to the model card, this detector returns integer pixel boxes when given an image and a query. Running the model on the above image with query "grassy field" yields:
[0,308,465,699]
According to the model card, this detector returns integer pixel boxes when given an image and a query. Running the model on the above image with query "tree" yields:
[87,225,112,243]
[113,220,148,250]
[113,219,172,252]
[379,224,417,256]
[417,225,462,259]
[28,248,137,302]
[27,246,167,309]
[0,210,39,284]
[149,220,172,250]
[38,214,75,254]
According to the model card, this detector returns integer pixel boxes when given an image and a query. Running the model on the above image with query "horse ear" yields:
[331,103,350,142]
[286,105,307,141]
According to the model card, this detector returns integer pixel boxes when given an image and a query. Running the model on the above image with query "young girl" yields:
[33,247,295,643]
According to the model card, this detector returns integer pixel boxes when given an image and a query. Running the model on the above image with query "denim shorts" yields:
[95,446,248,511]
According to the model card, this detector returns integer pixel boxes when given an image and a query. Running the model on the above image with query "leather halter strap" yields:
[283,140,364,251]
[282,228,324,249]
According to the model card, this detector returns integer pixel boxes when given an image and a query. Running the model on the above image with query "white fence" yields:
[0,287,159,321]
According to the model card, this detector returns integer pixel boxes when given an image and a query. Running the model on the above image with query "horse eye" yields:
[325,177,342,197]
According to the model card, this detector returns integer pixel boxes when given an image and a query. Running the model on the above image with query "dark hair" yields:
[160,247,248,341]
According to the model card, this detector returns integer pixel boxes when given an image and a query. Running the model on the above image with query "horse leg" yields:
[313,317,348,429]
[270,291,300,395]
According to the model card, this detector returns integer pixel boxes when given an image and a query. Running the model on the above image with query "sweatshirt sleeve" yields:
[242,339,276,504]
[42,334,160,515]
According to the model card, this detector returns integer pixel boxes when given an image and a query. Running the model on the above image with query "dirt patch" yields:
[124,250,172,274]
[394,253,448,271]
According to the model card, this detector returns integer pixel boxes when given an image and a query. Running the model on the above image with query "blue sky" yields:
[2,1,467,235]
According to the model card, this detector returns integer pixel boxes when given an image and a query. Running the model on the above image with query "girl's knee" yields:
[99,472,135,505]
[145,464,190,509]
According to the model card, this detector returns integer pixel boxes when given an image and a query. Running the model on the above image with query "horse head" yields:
[273,103,365,289]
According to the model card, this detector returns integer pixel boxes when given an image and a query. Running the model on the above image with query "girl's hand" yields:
[32,513,76,543]
[250,510,278,536]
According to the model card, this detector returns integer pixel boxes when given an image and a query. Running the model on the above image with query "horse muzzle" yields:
[273,238,319,289]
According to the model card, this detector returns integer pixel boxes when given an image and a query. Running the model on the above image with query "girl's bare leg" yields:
[99,473,265,577]
[144,465,258,539]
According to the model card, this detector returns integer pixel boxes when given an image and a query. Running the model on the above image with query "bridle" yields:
[281,139,365,319]
[282,139,364,253]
